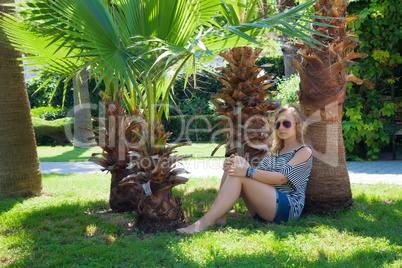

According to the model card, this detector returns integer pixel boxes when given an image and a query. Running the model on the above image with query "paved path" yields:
[40,159,402,185]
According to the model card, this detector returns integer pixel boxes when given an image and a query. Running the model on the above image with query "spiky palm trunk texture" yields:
[293,0,367,212]
[211,46,281,166]
[90,92,190,232]
[90,92,142,212]
[0,0,42,198]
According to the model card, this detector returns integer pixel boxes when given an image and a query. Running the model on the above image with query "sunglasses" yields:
[275,120,292,129]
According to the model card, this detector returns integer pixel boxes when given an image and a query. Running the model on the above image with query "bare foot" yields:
[177,216,227,234]
[177,221,207,234]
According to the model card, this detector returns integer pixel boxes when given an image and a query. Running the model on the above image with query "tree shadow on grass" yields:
[5,198,234,267]
[4,183,400,267]
[0,197,26,217]
[170,185,401,267]
[175,184,402,244]
[3,199,190,267]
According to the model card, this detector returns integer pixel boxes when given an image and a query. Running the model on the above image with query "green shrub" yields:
[343,85,399,160]
[162,115,225,142]
[255,55,285,85]
[274,74,300,105]
[31,106,69,120]
[32,116,73,146]
[27,75,74,108]
[171,70,222,115]
[343,0,402,160]
[27,73,105,110]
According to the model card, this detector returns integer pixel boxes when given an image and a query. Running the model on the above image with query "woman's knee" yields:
[224,175,244,186]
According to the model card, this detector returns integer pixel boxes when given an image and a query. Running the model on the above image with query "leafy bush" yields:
[171,71,222,115]
[162,114,225,142]
[31,106,69,120]
[343,89,397,160]
[343,0,402,160]
[274,74,300,105]
[27,73,105,110]
[32,116,73,146]
[255,55,285,81]
[26,75,74,108]
[171,55,285,117]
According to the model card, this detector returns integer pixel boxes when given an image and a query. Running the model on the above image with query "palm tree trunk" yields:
[294,0,366,212]
[0,0,42,198]
[303,98,353,212]
[281,44,300,78]
[259,0,268,18]
[73,68,95,148]
[277,0,300,78]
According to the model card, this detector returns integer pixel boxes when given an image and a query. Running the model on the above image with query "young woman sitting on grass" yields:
[177,104,313,234]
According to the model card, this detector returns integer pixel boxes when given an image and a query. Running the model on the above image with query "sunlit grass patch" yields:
[0,174,401,267]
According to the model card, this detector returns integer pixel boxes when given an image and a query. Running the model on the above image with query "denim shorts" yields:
[253,190,290,224]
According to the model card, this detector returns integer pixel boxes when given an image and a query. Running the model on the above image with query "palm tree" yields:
[211,46,282,166]
[210,0,322,164]
[0,0,42,198]
[210,1,281,164]
[90,90,191,232]
[1,0,324,231]
[293,0,367,212]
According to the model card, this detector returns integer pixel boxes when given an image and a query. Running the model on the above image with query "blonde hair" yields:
[269,104,307,155]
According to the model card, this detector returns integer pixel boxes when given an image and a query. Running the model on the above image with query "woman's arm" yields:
[228,147,312,185]
[228,156,288,185]
[250,169,288,185]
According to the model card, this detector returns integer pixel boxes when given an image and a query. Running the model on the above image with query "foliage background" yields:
[344,0,401,160]
[28,75,103,145]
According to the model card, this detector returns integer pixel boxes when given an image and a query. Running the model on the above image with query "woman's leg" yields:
[215,170,230,225]
[219,170,229,189]
[177,175,277,234]
[239,179,277,221]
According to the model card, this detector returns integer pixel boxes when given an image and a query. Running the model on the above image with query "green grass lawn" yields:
[1,174,401,267]
[37,142,226,162]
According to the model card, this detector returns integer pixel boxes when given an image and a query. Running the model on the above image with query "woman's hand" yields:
[228,156,250,177]
[223,154,235,171]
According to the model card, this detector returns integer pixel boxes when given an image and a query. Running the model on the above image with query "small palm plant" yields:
[90,90,191,232]
[211,46,281,166]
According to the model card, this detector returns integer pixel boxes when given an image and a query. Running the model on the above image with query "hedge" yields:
[162,114,225,143]
[32,116,73,146]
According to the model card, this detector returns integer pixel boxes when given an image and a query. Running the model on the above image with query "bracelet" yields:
[246,167,255,179]
[246,167,251,177]
[250,167,255,179]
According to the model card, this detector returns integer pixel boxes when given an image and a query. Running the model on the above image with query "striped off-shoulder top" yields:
[256,145,313,221]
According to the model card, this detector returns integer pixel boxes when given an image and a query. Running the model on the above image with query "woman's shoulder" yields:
[295,145,312,155]
[288,145,312,165]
